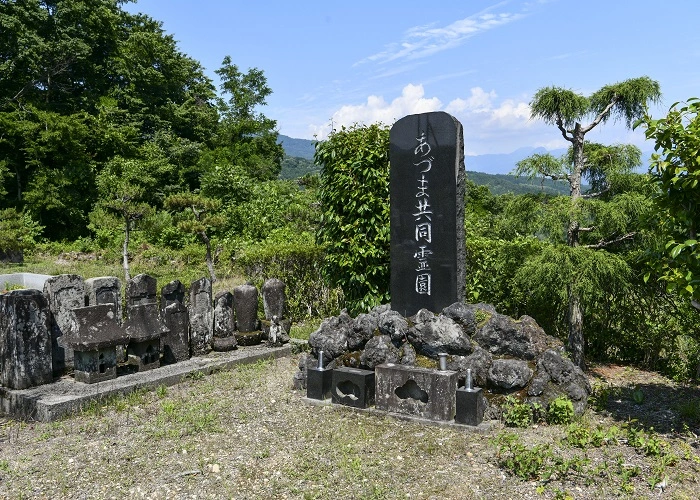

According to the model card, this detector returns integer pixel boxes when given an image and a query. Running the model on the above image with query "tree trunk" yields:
[200,231,217,283]
[567,285,585,368]
[567,127,585,368]
[123,217,131,283]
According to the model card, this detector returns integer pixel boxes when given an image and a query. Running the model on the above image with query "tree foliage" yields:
[520,77,661,367]
[165,191,225,282]
[638,98,700,305]
[315,124,391,314]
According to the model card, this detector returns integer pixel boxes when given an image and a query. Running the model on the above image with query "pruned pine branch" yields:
[584,232,636,249]
[581,96,619,134]
[579,226,596,233]
[556,115,573,143]
[582,186,611,199]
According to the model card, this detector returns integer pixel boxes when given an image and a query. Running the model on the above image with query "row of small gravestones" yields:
[0,273,289,390]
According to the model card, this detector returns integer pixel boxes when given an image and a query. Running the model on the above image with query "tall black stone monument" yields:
[390,111,465,317]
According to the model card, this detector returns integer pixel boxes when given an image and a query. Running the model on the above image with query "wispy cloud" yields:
[356,3,526,66]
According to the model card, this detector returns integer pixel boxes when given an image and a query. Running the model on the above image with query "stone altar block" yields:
[455,387,486,426]
[331,366,375,408]
[375,363,457,421]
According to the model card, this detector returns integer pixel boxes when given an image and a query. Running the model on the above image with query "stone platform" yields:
[301,397,495,434]
[0,345,291,422]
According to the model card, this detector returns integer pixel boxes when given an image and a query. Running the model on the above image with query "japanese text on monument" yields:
[413,132,433,295]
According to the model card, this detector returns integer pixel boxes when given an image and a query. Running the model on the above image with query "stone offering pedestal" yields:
[331,367,375,408]
[375,363,457,421]
[307,367,332,400]
[455,387,485,426]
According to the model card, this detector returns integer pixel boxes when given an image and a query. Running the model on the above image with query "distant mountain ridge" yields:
[278,135,653,176]
[278,135,316,160]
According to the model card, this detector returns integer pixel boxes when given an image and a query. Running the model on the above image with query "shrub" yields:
[234,233,343,320]
[315,123,391,314]
[501,396,533,428]
[547,396,575,425]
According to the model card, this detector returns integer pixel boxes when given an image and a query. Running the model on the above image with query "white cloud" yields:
[309,84,547,153]
[357,8,525,65]
[310,84,442,138]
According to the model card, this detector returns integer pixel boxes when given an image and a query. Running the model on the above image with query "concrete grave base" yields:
[375,363,458,421]
[0,344,291,422]
[301,397,495,434]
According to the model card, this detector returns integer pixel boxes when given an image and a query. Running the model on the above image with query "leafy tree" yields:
[0,208,43,262]
[516,77,661,367]
[314,123,391,314]
[90,156,155,281]
[638,98,700,310]
[164,191,225,282]
[213,56,283,181]
[0,1,218,239]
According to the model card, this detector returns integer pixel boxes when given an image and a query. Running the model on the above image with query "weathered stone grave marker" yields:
[84,276,122,321]
[43,274,84,375]
[389,111,466,317]
[0,289,53,389]
[189,277,213,356]
[160,280,190,364]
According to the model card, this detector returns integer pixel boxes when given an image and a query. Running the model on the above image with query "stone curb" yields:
[0,344,291,422]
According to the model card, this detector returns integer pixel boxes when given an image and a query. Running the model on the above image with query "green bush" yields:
[501,396,533,428]
[315,123,390,314]
[234,233,343,320]
[547,396,575,425]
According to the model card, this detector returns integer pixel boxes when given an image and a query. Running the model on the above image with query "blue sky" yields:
[126,0,700,155]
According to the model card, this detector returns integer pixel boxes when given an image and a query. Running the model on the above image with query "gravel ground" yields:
[0,355,699,499]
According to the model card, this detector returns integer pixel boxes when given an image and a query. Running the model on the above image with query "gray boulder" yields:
[360,335,400,369]
[441,302,496,336]
[474,313,560,360]
[308,310,354,360]
[378,309,409,344]
[350,311,379,351]
[487,359,533,390]
[398,342,417,365]
[447,346,492,387]
[408,309,472,356]
[528,349,591,414]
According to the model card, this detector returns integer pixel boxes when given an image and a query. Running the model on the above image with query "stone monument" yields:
[389,111,466,317]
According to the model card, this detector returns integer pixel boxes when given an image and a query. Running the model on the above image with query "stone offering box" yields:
[375,363,458,421]
[64,305,124,384]
[331,367,375,408]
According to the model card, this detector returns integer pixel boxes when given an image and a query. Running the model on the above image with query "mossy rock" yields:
[235,331,263,346]
[415,354,438,369]
[334,350,363,368]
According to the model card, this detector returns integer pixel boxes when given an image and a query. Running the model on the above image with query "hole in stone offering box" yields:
[394,379,429,403]
[98,353,106,374]
[336,380,360,401]
[145,344,156,364]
